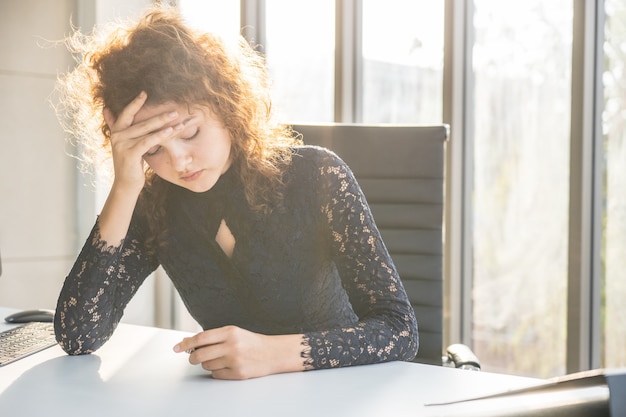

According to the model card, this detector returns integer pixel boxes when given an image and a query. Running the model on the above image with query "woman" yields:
[54,6,418,380]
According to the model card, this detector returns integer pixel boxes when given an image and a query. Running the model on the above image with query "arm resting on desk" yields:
[54,220,157,355]
[298,150,419,369]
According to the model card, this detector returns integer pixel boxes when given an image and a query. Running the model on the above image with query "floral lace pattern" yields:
[54,146,418,369]
[300,150,418,368]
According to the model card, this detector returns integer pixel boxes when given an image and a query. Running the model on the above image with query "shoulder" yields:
[285,145,356,195]
[291,145,347,173]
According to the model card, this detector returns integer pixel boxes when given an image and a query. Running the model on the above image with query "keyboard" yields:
[0,322,57,366]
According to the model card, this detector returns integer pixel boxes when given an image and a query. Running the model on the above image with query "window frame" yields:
[567,0,604,373]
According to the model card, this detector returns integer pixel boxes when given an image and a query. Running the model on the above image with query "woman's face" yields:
[134,102,232,193]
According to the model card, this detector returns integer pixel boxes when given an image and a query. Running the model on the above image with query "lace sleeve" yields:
[302,150,419,369]
[54,218,158,355]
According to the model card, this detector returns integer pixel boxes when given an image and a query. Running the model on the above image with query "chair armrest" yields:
[443,343,481,371]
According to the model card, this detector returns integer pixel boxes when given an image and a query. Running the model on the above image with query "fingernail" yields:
[168,111,178,118]
[173,344,181,353]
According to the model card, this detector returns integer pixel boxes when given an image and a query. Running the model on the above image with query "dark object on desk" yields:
[4,309,55,324]
[294,123,479,369]
[426,368,626,417]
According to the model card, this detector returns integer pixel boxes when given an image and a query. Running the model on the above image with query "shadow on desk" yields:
[0,355,202,415]
[0,355,107,413]
[0,353,419,417]
[0,331,211,416]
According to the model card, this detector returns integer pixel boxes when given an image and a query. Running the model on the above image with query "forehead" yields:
[133,101,191,125]
[133,102,226,132]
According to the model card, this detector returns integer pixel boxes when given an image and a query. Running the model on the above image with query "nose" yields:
[168,144,192,172]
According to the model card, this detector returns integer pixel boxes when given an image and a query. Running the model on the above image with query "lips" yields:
[180,170,203,182]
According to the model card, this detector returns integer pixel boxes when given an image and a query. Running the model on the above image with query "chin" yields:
[181,178,219,193]
[179,183,210,193]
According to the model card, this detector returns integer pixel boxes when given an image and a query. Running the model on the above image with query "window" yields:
[361,0,443,124]
[177,0,240,42]
[602,0,626,369]
[470,0,573,377]
[263,0,443,124]
[264,0,335,122]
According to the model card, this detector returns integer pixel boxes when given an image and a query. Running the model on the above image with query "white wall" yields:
[0,0,77,310]
[0,0,164,328]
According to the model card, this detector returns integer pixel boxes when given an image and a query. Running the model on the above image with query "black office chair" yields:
[292,123,479,369]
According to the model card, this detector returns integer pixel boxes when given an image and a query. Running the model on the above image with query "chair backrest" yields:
[292,123,448,366]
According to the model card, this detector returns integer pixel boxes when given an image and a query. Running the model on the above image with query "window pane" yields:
[177,0,241,42]
[471,0,572,378]
[361,0,443,124]
[264,0,335,122]
[602,0,626,369]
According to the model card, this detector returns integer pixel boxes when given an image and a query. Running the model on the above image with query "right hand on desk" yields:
[173,325,305,380]
[103,91,182,193]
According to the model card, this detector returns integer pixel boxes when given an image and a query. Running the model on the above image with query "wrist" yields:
[97,181,143,245]
[110,178,144,197]
[267,334,307,374]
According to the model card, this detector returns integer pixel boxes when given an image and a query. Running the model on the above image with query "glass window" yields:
[177,0,241,43]
[602,0,626,369]
[471,0,573,378]
[264,0,335,122]
[361,0,444,124]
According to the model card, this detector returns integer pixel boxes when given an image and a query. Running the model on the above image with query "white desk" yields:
[0,307,551,416]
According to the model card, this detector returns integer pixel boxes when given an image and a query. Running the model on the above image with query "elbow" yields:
[401,313,419,361]
[372,304,419,363]
[55,331,98,356]
[54,325,96,356]
[57,340,94,356]
[53,312,100,356]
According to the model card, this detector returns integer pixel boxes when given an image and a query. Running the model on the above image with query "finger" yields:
[199,357,228,372]
[173,327,232,354]
[138,122,188,156]
[114,91,148,129]
[103,107,116,128]
[111,120,181,161]
[110,111,180,151]
[177,331,220,352]
[173,333,214,354]
[188,342,232,366]
[196,348,252,380]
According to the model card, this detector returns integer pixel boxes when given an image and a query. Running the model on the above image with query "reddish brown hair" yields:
[56,6,301,247]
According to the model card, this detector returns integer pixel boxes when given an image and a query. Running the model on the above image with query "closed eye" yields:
[183,129,199,141]
[144,129,198,158]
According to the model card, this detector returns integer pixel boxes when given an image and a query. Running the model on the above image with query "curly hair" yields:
[55,5,301,248]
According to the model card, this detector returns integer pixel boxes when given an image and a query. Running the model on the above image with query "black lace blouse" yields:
[54,146,419,369]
